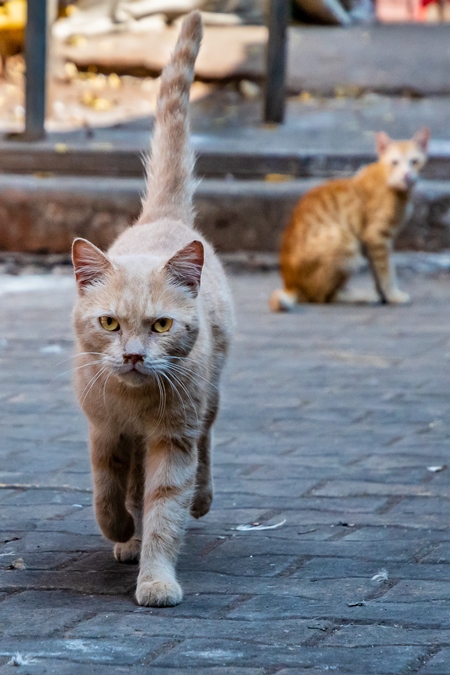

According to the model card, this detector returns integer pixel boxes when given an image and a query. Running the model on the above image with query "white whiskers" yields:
[49,358,103,385]
[79,365,109,406]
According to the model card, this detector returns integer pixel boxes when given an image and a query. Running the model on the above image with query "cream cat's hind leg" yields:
[190,429,213,519]
[114,443,144,564]
[191,391,220,518]
[114,538,141,563]
[90,426,135,544]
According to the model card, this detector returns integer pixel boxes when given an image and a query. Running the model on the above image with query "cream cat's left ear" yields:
[413,127,430,153]
[165,240,204,297]
[376,131,392,157]
[72,238,113,292]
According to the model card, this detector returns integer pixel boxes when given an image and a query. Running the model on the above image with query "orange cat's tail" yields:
[138,11,202,227]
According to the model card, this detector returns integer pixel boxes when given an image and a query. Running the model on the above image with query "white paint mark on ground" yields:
[8,653,36,666]
[236,519,286,532]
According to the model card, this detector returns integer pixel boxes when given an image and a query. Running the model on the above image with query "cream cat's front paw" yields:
[136,578,183,607]
[387,289,411,305]
[114,537,141,564]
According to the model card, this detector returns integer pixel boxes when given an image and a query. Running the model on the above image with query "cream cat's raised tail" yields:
[71,11,233,607]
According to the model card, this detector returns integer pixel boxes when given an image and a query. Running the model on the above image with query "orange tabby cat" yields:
[71,12,233,607]
[270,128,430,309]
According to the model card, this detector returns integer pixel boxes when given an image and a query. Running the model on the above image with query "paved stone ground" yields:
[2,268,450,673]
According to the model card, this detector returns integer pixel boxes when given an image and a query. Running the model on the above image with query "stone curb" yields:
[0,174,449,253]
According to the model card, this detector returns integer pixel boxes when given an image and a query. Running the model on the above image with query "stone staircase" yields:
[0,125,449,255]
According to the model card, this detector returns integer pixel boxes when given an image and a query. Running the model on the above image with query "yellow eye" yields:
[99,316,120,332]
[152,318,173,333]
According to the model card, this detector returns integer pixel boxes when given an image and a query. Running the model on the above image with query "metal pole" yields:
[24,0,48,140]
[264,0,290,124]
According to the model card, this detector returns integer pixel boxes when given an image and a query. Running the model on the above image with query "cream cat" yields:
[71,11,233,607]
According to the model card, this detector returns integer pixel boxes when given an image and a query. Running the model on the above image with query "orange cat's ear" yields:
[375,132,391,157]
[413,127,430,153]
[165,240,204,297]
[72,238,113,292]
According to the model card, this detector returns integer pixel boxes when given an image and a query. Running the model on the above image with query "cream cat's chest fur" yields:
[76,350,207,438]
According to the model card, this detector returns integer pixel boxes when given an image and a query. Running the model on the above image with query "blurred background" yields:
[0,0,449,265]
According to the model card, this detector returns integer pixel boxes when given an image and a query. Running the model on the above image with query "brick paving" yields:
[2,268,450,673]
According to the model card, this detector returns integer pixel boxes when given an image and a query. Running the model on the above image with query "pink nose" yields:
[124,353,144,366]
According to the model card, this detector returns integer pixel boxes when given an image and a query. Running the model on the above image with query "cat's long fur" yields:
[270,129,429,309]
[71,11,233,607]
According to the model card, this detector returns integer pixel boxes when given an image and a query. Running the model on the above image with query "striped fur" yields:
[71,12,233,608]
[138,11,202,226]
[270,128,430,309]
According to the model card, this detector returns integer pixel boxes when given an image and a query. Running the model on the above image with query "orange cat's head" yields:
[376,127,430,192]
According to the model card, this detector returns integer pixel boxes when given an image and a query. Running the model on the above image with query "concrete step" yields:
[60,24,450,97]
[3,251,450,277]
[0,174,449,254]
[0,136,449,180]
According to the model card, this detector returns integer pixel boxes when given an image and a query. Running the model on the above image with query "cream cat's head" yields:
[72,238,204,387]
[376,127,430,192]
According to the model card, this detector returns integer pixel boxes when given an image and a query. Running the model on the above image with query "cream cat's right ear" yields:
[72,238,113,292]
[165,240,204,297]
[376,131,392,157]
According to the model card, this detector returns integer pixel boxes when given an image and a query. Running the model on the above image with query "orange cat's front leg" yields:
[136,437,197,607]
[363,233,410,305]
[89,426,135,544]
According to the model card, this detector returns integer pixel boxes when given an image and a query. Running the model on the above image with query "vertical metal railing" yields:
[16,0,286,138]
[264,0,290,124]
[23,0,48,140]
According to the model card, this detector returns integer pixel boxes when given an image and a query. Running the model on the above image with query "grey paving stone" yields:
[341,526,450,542]
[0,663,134,675]
[3,270,450,671]
[0,637,168,666]
[0,664,264,675]
[286,539,428,563]
[0,489,92,507]
[151,638,425,672]
[226,594,450,627]
[325,624,450,647]
[299,558,450,583]
[0,590,137,613]
[69,614,331,644]
[375,579,450,603]
[180,551,298,578]
[420,542,450,563]
[311,479,450,498]
[0,607,94,638]
[0,550,81,571]
[0,568,138,595]
[0,531,108,554]
[420,648,450,674]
